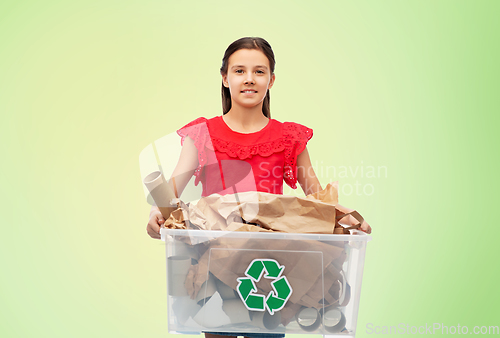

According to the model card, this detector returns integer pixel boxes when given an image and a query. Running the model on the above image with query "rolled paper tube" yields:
[327,271,351,307]
[339,282,351,307]
[251,311,281,330]
[167,256,192,296]
[143,171,177,218]
[333,270,350,307]
[222,299,251,324]
[333,227,345,234]
[215,278,238,300]
[296,307,321,332]
[196,273,218,304]
[322,308,346,333]
[173,241,199,262]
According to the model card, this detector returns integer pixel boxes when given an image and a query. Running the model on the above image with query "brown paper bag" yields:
[163,182,363,325]
[165,182,361,234]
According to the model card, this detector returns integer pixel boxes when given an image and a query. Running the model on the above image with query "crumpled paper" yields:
[164,182,363,233]
[163,182,364,325]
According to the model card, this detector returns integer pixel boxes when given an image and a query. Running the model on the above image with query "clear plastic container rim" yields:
[160,228,372,242]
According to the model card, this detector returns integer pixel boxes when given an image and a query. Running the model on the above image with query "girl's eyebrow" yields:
[231,65,269,70]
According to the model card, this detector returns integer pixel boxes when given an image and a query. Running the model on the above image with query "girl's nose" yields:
[244,75,255,85]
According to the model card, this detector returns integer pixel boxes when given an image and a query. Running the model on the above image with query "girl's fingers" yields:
[147,226,161,239]
[147,217,162,239]
[360,221,372,234]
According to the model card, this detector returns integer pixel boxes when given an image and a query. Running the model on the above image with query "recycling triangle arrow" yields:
[266,293,285,315]
[246,260,265,281]
[263,260,284,278]
[237,277,256,300]
[272,277,291,300]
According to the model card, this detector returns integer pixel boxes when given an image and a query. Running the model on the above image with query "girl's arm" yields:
[147,136,199,239]
[296,147,372,234]
[296,147,322,195]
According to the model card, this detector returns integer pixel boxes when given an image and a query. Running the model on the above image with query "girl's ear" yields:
[268,73,276,89]
[222,74,229,88]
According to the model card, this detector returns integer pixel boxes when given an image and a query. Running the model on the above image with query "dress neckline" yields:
[218,115,272,135]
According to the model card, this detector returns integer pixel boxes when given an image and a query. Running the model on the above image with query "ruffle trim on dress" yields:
[211,137,285,160]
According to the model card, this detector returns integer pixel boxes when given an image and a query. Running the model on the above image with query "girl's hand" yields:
[339,211,372,234]
[147,208,165,239]
[359,220,372,234]
[145,136,197,240]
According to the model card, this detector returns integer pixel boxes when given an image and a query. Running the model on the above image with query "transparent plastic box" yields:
[161,228,371,337]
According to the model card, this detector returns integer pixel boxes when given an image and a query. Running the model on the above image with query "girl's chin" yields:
[233,101,265,108]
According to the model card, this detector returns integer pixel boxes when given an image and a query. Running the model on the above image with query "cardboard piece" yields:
[193,292,231,328]
[215,277,238,300]
[163,183,364,325]
[172,296,201,325]
[195,273,217,304]
[184,316,205,330]
[222,299,251,324]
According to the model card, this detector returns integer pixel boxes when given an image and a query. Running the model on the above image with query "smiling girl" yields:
[147,37,371,337]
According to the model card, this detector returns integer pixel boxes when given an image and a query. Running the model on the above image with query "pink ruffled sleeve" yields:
[176,117,210,186]
[282,122,313,189]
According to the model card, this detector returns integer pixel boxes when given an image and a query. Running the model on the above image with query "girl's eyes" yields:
[235,69,265,74]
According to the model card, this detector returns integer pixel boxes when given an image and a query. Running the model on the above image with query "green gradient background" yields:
[1,1,499,337]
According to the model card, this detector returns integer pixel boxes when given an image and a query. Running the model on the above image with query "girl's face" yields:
[222,49,275,112]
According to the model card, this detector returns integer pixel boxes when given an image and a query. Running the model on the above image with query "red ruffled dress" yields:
[177,116,313,197]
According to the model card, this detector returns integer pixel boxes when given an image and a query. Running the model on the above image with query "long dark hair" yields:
[220,37,276,118]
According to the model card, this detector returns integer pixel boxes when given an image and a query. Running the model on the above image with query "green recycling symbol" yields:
[236,259,292,315]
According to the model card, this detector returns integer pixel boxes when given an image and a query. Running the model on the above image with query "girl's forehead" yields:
[228,49,270,68]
